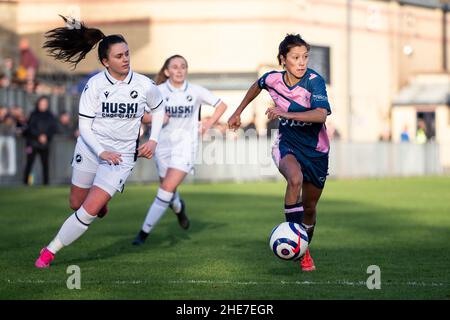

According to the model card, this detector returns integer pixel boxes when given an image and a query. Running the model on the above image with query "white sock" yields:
[142,188,173,233]
[171,191,182,214]
[47,237,64,254]
[47,206,96,254]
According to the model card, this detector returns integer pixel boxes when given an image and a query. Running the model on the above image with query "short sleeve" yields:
[257,72,270,90]
[310,76,331,115]
[146,81,164,113]
[197,85,221,107]
[78,78,97,119]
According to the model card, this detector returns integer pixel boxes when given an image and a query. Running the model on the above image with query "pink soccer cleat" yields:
[300,248,316,271]
[35,248,55,268]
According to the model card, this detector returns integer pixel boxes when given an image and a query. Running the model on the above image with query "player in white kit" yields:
[35,16,165,268]
[132,55,228,245]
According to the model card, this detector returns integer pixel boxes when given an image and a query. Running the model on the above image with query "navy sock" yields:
[284,202,304,225]
[302,223,316,244]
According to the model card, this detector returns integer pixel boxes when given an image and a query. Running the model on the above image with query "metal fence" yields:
[0,87,80,118]
[0,136,446,186]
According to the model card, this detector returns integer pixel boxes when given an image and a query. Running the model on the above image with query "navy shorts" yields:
[272,139,329,189]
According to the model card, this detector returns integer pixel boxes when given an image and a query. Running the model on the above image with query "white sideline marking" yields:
[5,279,449,287]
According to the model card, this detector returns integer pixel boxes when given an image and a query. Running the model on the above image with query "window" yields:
[309,45,331,84]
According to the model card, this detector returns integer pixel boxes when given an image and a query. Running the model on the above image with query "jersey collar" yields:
[166,80,188,92]
[104,69,134,85]
[281,69,310,90]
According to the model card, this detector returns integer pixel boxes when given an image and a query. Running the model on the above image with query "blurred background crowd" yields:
[1,0,449,186]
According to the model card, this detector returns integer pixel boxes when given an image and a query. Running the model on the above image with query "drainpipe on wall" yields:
[347,0,353,142]
[443,3,448,71]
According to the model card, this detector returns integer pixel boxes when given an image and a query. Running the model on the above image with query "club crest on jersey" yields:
[186,95,193,102]
[130,90,138,99]
[104,91,109,98]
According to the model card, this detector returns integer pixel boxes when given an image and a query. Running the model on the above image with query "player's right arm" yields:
[78,80,122,165]
[227,81,262,130]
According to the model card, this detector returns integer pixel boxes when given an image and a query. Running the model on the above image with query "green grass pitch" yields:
[0,177,449,299]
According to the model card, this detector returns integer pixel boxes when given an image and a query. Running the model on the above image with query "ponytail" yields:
[43,15,127,69]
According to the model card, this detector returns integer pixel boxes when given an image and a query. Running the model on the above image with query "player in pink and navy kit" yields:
[228,34,331,271]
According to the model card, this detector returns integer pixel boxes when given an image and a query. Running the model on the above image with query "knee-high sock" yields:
[170,191,182,214]
[284,202,304,225]
[142,188,173,234]
[47,206,96,254]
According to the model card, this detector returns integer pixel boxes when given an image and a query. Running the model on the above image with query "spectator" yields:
[18,38,39,91]
[400,125,410,142]
[416,120,427,144]
[56,111,76,139]
[0,57,14,87]
[23,96,58,185]
[0,113,17,136]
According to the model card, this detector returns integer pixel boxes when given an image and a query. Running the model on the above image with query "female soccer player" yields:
[132,55,228,245]
[34,16,165,268]
[228,34,331,271]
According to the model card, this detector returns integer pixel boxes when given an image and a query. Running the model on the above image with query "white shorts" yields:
[155,141,197,178]
[71,139,135,197]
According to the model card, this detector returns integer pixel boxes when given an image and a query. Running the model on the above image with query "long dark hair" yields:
[43,15,127,69]
[277,34,310,66]
[155,54,188,85]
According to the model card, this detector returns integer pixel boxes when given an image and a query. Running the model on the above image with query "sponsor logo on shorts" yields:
[75,154,82,163]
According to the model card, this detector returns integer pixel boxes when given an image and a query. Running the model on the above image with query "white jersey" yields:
[157,80,221,149]
[79,69,163,156]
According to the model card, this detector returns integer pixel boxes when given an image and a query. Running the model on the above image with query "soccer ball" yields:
[269,222,308,260]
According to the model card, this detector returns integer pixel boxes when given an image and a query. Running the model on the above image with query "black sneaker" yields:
[132,230,149,245]
[174,199,190,230]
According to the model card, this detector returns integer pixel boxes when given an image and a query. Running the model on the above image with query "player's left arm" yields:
[201,101,227,135]
[198,86,228,135]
